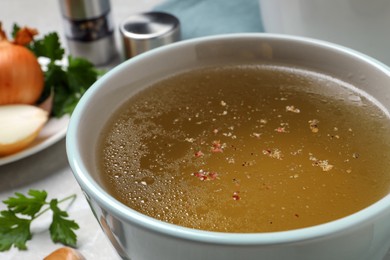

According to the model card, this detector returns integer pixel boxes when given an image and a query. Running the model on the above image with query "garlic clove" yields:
[0,104,48,156]
[44,247,86,260]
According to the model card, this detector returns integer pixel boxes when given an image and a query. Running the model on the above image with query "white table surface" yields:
[0,1,163,259]
[1,1,390,260]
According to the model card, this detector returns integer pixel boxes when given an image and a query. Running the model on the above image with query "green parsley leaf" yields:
[3,190,47,217]
[52,89,82,117]
[29,32,64,61]
[39,62,67,115]
[0,190,78,252]
[41,55,102,118]
[67,56,98,93]
[49,199,79,247]
[11,23,21,39]
[0,210,32,251]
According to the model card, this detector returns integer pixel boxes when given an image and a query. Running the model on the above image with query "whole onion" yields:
[0,26,44,105]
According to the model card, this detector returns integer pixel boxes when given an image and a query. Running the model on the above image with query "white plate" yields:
[0,115,69,166]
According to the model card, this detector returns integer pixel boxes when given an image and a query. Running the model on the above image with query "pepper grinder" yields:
[58,0,116,65]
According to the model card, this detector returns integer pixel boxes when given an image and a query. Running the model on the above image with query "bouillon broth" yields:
[98,64,390,232]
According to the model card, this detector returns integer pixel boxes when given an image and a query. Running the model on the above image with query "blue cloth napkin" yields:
[154,0,264,40]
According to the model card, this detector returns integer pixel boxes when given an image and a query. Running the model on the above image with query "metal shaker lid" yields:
[59,0,111,20]
[120,11,181,59]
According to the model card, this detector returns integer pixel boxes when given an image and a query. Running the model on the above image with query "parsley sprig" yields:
[0,189,79,252]
[12,24,104,117]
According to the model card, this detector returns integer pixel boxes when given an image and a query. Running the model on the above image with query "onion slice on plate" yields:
[0,104,48,156]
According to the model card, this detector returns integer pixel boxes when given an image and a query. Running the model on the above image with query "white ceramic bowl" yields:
[66,33,390,260]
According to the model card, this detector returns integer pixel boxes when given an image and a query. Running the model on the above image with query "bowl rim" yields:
[66,32,390,245]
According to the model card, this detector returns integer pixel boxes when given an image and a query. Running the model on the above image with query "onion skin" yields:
[0,40,44,105]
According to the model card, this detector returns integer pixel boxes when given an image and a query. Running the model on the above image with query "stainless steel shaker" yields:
[59,0,116,65]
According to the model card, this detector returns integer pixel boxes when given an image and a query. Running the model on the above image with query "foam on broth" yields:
[98,64,390,232]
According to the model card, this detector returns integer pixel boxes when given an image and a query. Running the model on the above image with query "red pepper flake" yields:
[194,151,204,158]
[211,140,224,153]
[208,172,218,180]
[194,171,207,181]
[275,127,287,133]
[193,170,218,181]
[232,191,240,200]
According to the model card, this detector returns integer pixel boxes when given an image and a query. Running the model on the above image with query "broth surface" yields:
[98,65,390,232]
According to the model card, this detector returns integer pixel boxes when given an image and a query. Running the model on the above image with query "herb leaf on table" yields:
[49,199,79,247]
[3,190,47,217]
[0,189,78,252]
[0,211,31,251]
